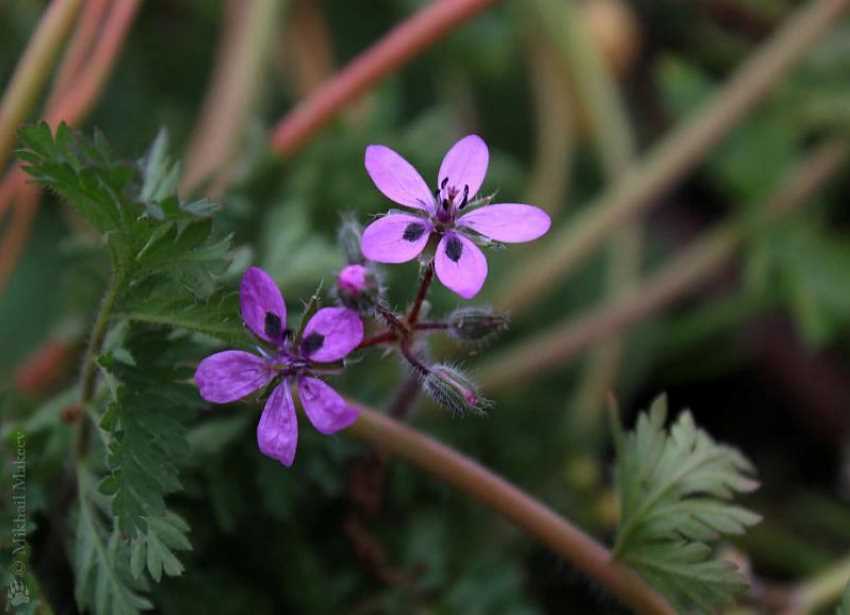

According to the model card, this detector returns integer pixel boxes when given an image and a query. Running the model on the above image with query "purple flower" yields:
[194,267,364,466]
[360,135,551,299]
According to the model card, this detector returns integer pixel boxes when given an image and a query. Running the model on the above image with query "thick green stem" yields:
[347,405,676,615]
[495,0,850,316]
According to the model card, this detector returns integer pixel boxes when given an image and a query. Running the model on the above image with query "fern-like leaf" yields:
[74,470,151,615]
[611,395,761,612]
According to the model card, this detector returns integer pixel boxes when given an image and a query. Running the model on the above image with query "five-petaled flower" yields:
[194,267,364,466]
[360,135,552,298]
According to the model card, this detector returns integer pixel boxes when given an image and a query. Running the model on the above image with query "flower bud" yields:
[447,307,508,343]
[337,264,369,295]
[423,364,489,416]
[336,264,381,312]
[337,216,364,264]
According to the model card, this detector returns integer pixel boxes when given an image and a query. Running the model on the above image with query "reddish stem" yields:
[406,262,434,326]
[414,321,448,331]
[269,0,498,158]
[357,331,398,349]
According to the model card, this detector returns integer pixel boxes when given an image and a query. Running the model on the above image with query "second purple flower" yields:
[360,135,551,299]
[195,267,363,467]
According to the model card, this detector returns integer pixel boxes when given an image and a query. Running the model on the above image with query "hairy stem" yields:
[414,321,449,331]
[347,405,676,615]
[0,0,82,171]
[495,0,850,316]
[407,262,434,325]
[357,331,398,349]
[269,0,498,158]
[75,273,121,458]
[478,138,849,392]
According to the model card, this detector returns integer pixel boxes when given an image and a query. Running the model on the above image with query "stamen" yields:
[459,184,469,209]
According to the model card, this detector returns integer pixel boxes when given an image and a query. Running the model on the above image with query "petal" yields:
[298,376,358,435]
[256,380,298,466]
[195,351,272,403]
[457,204,551,243]
[361,213,431,264]
[365,144,434,211]
[240,267,287,344]
[438,135,489,198]
[301,307,364,362]
[434,232,488,299]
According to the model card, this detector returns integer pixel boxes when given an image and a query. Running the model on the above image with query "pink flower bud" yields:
[337,264,369,295]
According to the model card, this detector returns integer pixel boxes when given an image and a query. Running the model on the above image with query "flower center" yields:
[434,176,470,223]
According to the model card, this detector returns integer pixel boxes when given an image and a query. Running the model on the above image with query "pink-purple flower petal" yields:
[434,232,488,299]
[438,135,489,199]
[256,380,298,466]
[195,350,273,403]
[298,376,358,434]
[301,307,364,363]
[457,204,551,243]
[240,267,287,345]
[365,145,434,211]
[361,213,431,264]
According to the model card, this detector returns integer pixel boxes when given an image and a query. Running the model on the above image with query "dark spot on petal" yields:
[301,332,325,356]
[403,222,426,242]
[445,235,463,262]
[440,176,449,190]
[264,312,282,340]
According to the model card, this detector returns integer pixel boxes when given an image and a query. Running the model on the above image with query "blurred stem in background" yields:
[531,0,642,442]
[784,554,850,614]
[524,38,574,217]
[348,403,676,615]
[494,0,850,316]
[270,0,498,158]
[181,0,282,196]
[0,0,82,172]
[478,137,850,392]
[0,0,140,293]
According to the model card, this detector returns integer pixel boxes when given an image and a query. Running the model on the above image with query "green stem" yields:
[346,404,676,615]
[495,0,850,316]
[0,0,82,171]
[75,273,121,458]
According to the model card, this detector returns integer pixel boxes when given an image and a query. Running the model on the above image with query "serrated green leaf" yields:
[74,470,152,615]
[612,394,760,613]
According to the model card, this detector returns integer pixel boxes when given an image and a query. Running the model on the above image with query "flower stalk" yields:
[347,404,676,615]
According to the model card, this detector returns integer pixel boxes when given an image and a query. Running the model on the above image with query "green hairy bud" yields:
[423,364,489,416]
[448,307,509,342]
